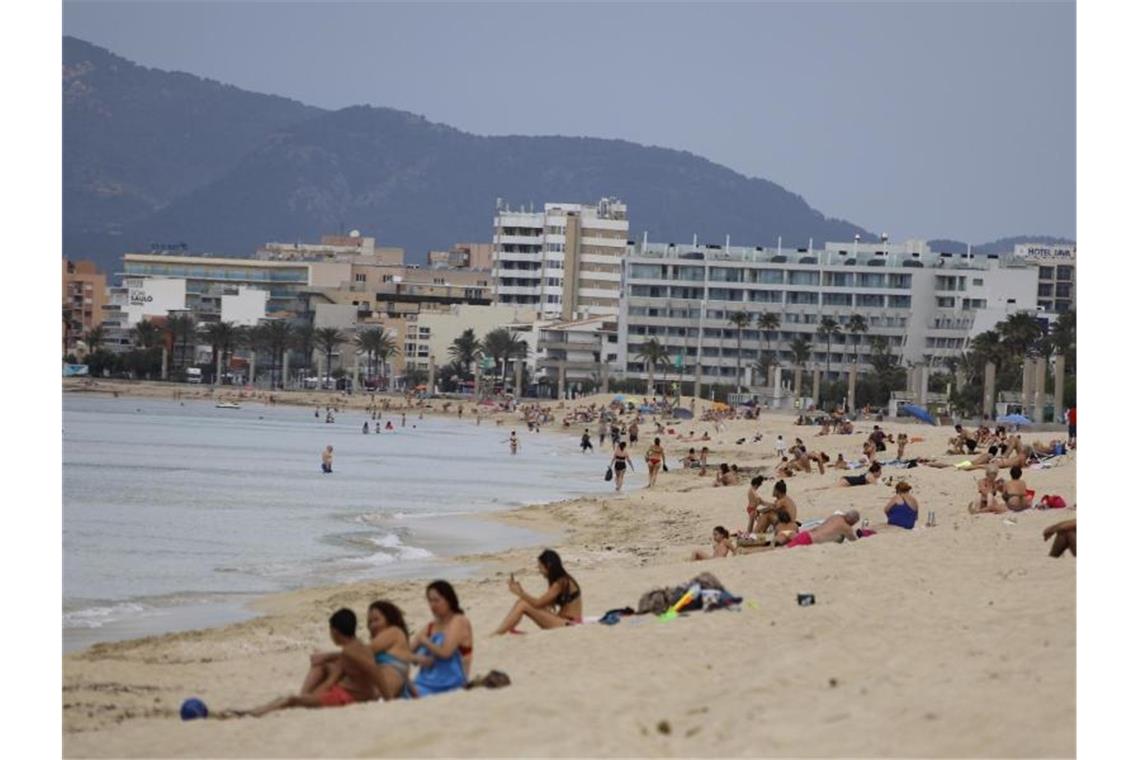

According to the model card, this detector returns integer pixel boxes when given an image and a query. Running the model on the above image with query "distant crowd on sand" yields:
[186,395,1074,722]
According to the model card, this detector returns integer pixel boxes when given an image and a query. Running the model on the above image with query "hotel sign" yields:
[128,289,155,306]
[1013,244,1075,261]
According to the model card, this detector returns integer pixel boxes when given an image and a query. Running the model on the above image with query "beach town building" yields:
[63,258,107,352]
[256,232,405,266]
[428,242,494,270]
[535,317,619,397]
[492,197,629,320]
[1012,242,1076,314]
[617,238,1048,397]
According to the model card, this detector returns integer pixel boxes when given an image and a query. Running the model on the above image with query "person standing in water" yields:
[362,421,369,434]
[610,441,633,491]
[321,446,334,474]
[580,429,593,453]
[401,413,406,427]
[508,431,520,455]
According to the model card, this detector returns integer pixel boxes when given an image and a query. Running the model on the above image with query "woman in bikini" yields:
[644,437,666,488]
[410,581,473,695]
[492,549,583,634]
[610,441,633,491]
[839,461,882,487]
[1002,465,1030,511]
[365,600,415,699]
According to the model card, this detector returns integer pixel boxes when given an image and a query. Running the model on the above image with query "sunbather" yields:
[411,581,473,694]
[714,463,739,487]
[839,462,882,487]
[492,549,583,634]
[752,479,799,535]
[783,510,862,547]
[1003,465,1030,511]
[692,526,736,560]
[882,481,920,529]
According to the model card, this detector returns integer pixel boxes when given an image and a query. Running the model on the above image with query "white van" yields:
[186,367,203,384]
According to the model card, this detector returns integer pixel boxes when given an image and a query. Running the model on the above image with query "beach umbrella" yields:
[997,413,1033,426]
[899,403,936,425]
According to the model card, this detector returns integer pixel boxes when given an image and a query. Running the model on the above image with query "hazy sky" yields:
[63,0,1076,243]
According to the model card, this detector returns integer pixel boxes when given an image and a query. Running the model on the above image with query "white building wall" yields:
[220,287,268,326]
[118,278,188,325]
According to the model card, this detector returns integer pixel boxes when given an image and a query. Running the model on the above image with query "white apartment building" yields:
[618,239,1046,390]
[492,197,629,320]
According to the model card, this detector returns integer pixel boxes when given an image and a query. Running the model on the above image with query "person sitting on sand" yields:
[775,456,796,478]
[948,424,978,455]
[839,462,881,487]
[1003,465,1030,511]
[860,439,878,466]
[493,549,583,633]
[832,453,848,470]
[229,609,381,717]
[783,510,862,548]
[682,448,700,468]
[701,431,711,441]
[699,446,710,476]
[713,463,739,487]
[869,426,887,452]
[752,479,799,536]
[883,481,920,530]
[410,581,474,695]
[745,475,766,532]
[692,526,736,561]
[1043,519,1076,557]
[969,472,1007,515]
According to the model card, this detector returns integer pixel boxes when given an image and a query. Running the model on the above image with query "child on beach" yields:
[321,445,334,474]
[775,435,787,459]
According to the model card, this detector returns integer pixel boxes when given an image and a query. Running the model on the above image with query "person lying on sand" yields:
[221,609,381,717]
[838,462,882,487]
[493,549,583,634]
[775,457,797,478]
[1043,519,1076,557]
[692,526,736,560]
[782,510,862,548]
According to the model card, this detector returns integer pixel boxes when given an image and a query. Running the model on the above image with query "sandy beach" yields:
[63,384,1076,757]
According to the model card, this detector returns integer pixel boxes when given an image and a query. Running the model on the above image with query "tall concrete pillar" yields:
[767,363,777,389]
[353,352,361,392]
[793,368,803,400]
[427,355,436,394]
[772,366,783,401]
[1052,355,1065,423]
[249,352,257,387]
[161,346,168,380]
[846,365,857,413]
[1033,356,1047,423]
[474,362,482,402]
[514,358,523,399]
[282,352,290,389]
[601,363,610,395]
[919,364,930,406]
[983,362,996,420]
[215,351,223,386]
[557,361,567,401]
[811,368,821,408]
[1022,358,1035,412]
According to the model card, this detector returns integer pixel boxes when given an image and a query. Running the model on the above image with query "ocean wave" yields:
[63,602,149,629]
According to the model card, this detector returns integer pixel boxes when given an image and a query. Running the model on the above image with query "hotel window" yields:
[757,269,784,284]
[1056,266,1073,281]
[787,291,818,305]
[936,296,956,308]
[631,264,667,279]
[674,265,704,281]
[1038,266,1054,280]
[973,278,984,286]
[354,273,367,283]
[858,273,886,288]
[1054,283,1072,299]
[382,275,394,283]
[1038,283,1054,298]
[670,286,702,300]
[709,267,742,283]
[749,290,782,303]
[887,273,912,289]
[856,293,885,308]
[887,295,911,309]
[823,293,852,307]
[788,271,820,286]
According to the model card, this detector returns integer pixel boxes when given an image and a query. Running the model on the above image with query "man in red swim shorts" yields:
[785,531,814,548]
[227,608,380,717]
[785,510,861,548]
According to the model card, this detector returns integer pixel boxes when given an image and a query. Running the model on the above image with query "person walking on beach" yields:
[321,446,334,474]
[580,429,593,453]
[610,441,633,491]
[492,549,583,634]
[644,437,665,487]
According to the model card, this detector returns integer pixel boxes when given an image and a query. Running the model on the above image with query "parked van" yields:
[186,367,203,384]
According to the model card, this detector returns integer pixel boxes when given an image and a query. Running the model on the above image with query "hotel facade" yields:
[617,239,1047,391]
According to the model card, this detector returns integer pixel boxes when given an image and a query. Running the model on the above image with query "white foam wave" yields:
[63,602,148,629]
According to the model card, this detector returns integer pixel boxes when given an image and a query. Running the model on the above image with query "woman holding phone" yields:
[492,549,583,634]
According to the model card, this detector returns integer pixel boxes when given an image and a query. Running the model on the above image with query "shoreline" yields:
[63,384,1076,757]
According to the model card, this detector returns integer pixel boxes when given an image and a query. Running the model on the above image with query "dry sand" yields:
[63,388,1076,757]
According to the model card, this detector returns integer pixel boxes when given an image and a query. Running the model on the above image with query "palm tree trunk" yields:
[737,330,744,393]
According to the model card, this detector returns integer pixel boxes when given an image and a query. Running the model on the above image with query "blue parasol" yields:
[899,403,937,425]
[997,413,1033,426]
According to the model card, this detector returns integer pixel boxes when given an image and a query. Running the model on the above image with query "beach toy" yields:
[180,698,209,721]
[658,584,700,621]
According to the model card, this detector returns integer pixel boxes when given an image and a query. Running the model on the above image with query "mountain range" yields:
[63,36,1072,272]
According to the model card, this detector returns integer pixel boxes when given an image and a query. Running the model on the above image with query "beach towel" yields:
[636,574,729,615]
[413,633,467,696]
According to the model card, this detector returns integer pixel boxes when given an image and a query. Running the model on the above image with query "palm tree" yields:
[727,311,752,393]
[374,330,400,390]
[132,320,162,350]
[816,316,842,385]
[355,328,384,382]
[754,311,781,385]
[996,312,1044,357]
[846,314,868,368]
[165,314,197,371]
[201,321,239,383]
[635,338,670,396]
[314,327,344,386]
[263,320,294,388]
[448,328,482,379]
[84,325,106,352]
[291,321,316,379]
[242,323,270,385]
[790,335,811,371]
[482,328,514,384]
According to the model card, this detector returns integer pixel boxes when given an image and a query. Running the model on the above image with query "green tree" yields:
[132,320,162,350]
[201,321,239,383]
[727,311,752,392]
[290,321,316,377]
[314,327,344,386]
[816,315,842,382]
[84,325,106,352]
[355,328,384,381]
[374,330,400,389]
[404,366,429,390]
[165,314,197,372]
[846,314,868,366]
[997,312,1045,358]
[789,335,811,371]
[482,328,527,386]
[636,338,670,396]
[263,320,294,388]
[448,328,482,379]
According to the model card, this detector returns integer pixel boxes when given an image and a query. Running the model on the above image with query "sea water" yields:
[63,395,610,650]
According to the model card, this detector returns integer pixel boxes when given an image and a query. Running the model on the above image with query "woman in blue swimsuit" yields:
[881,481,921,530]
[410,581,474,696]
